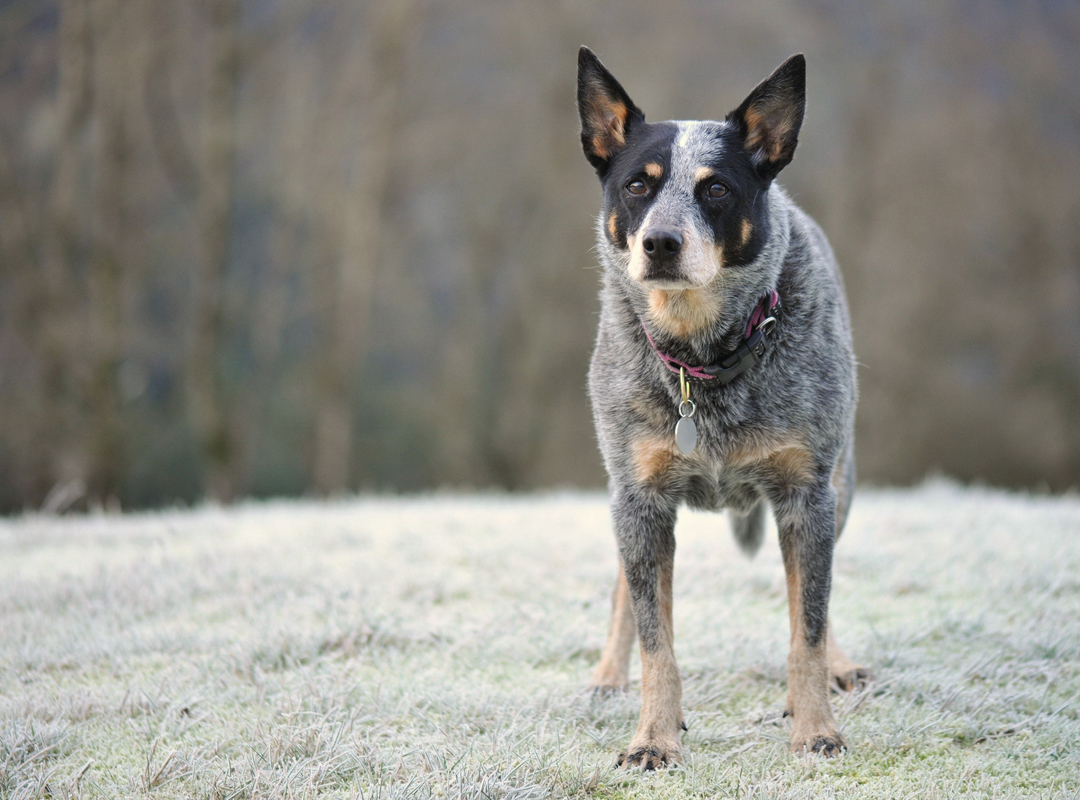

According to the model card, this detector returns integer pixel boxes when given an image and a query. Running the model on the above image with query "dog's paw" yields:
[588,682,629,699]
[616,742,681,770]
[830,664,873,692]
[789,730,846,758]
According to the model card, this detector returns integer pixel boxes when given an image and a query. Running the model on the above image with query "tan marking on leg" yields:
[644,162,663,178]
[620,557,683,769]
[693,166,714,183]
[590,563,636,691]
[783,550,844,756]
[741,219,753,246]
[726,431,780,466]
[827,623,872,692]
[768,446,816,484]
[607,211,618,239]
[630,436,677,486]
[647,288,723,338]
[727,433,815,485]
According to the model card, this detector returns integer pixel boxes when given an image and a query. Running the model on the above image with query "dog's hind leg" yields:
[773,480,846,756]
[589,561,636,692]
[729,500,767,557]
[826,626,872,691]
[826,440,872,691]
[611,488,683,769]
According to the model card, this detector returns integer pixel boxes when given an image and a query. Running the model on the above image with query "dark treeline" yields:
[1,0,1078,512]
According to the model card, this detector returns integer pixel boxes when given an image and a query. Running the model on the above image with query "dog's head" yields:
[577,48,805,293]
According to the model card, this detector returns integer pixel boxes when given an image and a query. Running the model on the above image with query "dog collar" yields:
[641,290,782,387]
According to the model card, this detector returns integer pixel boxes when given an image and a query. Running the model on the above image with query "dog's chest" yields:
[628,386,813,496]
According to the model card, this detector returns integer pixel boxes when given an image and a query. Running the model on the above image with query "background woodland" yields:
[1,0,1078,511]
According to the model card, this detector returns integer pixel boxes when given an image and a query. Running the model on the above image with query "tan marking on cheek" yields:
[644,162,663,178]
[607,211,618,239]
[741,219,753,246]
[647,288,723,339]
[630,436,677,485]
[627,233,648,281]
[715,244,725,268]
[694,166,714,183]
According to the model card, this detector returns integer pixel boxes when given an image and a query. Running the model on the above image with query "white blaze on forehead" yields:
[676,121,699,148]
[671,120,726,185]
[647,120,727,227]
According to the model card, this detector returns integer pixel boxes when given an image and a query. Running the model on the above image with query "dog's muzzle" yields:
[640,228,683,281]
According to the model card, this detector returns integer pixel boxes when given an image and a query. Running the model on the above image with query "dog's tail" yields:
[729,501,767,558]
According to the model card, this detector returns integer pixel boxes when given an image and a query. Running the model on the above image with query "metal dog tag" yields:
[675,416,696,455]
[675,401,697,455]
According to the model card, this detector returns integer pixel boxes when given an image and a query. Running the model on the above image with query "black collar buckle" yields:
[699,309,781,387]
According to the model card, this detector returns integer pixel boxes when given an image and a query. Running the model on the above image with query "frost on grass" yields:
[0,487,1079,798]
[0,720,67,799]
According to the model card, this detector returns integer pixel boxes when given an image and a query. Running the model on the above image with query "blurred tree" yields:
[39,0,94,507]
[311,0,427,496]
[85,0,133,506]
[190,0,242,502]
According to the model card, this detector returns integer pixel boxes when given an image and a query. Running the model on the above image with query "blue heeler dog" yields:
[577,48,870,768]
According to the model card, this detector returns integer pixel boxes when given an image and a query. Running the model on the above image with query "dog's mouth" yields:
[636,258,710,290]
[638,274,700,290]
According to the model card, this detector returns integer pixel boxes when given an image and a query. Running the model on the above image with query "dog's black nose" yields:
[642,229,683,261]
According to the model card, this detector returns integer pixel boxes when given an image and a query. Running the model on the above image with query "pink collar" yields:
[641,290,781,383]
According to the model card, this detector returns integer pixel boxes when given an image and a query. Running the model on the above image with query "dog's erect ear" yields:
[577,47,645,178]
[728,54,806,181]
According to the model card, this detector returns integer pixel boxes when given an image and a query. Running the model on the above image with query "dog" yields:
[576,47,869,768]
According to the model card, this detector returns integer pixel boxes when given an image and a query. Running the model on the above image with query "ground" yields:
[1,481,1079,799]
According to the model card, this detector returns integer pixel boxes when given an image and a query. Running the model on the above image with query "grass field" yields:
[2,482,1079,799]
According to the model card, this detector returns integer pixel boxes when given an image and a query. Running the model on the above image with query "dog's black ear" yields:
[728,54,805,181]
[577,46,645,178]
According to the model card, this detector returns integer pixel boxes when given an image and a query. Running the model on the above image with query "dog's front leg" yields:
[774,482,846,756]
[611,487,683,769]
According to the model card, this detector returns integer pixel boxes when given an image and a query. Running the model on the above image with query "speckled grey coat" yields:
[577,47,867,767]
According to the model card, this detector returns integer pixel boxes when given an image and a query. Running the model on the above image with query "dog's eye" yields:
[626,180,647,196]
[707,182,729,199]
